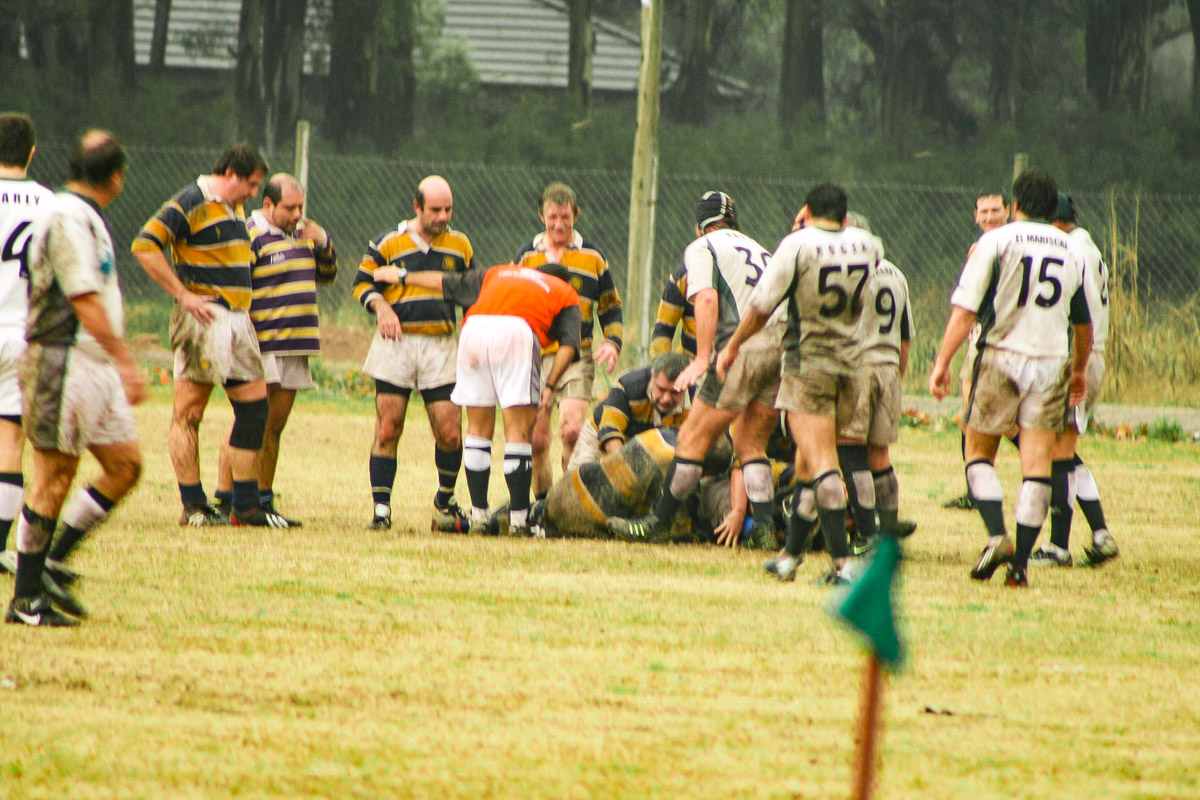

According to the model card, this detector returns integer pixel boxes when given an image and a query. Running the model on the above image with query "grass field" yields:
[2,392,1199,800]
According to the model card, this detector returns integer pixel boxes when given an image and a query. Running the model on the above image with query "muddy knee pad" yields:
[814,471,845,511]
[872,467,899,513]
[229,398,269,450]
[965,460,1002,503]
[1015,478,1051,529]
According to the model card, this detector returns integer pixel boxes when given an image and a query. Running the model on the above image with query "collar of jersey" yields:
[533,230,583,251]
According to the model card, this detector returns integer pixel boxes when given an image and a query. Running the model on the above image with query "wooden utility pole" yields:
[626,0,663,357]
[1012,152,1029,186]
[294,120,311,191]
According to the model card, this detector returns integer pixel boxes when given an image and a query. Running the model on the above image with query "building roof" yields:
[129,0,748,96]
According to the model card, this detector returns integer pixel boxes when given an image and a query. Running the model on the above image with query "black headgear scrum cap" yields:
[696,190,738,231]
[1050,191,1076,224]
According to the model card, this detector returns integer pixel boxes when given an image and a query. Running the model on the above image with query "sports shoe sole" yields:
[970,536,1015,581]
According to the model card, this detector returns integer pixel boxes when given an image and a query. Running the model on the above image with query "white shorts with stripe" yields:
[450,315,542,409]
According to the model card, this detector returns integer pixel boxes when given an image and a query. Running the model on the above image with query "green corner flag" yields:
[830,535,905,671]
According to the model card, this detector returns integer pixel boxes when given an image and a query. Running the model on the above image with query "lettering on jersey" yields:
[0,192,43,206]
[1013,234,1069,249]
[269,253,285,265]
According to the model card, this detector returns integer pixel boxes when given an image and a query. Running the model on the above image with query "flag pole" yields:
[851,653,884,800]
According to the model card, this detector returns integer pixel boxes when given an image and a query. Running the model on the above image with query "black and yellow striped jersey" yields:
[351,224,474,336]
[593,366,690,448]
[650,262,697,358]
[515,231,622,355]
[132,179,253,311]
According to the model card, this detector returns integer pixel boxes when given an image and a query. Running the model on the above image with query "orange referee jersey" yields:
[464,266,580,347]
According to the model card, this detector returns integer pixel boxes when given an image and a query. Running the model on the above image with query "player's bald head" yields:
[263,172,304,205]
[415,175,452,209]
[68,129,126,188]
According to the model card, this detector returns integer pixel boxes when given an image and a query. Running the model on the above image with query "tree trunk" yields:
[778,0,824,142]
[325,0,415,152]
[1085,0,1155,113]
[149,0,172,70]
[235,0,265,143]
[665,0,715,125]
[262,0,307,152]
[567,0,594,119]
[86,0,136,92]
[1185,0,1200,112]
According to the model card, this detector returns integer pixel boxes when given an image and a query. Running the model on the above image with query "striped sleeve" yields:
[315,237,338,285]
[131,195,191,255]
[650,268,687,358]
[595,256,623,351]
[596,386,634,446]
[351,238,387,311]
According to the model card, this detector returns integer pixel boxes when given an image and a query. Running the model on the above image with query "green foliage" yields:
[1147,416,1186,443]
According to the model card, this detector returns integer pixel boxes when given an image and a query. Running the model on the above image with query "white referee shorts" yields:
[450,315,542,409]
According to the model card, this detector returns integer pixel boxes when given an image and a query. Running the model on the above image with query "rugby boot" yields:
[970,535,1015,581]
[180,504,229,527]
[432,498,470,533]
[6,593,80,627]
[1080,531,1119,567]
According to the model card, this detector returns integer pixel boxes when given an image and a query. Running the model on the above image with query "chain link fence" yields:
[27,142,1200,377]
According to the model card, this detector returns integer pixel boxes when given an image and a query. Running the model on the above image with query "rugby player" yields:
[0,113,53,576]
[930,171,1095,588]
[607,191,786,548]
[7,131,146,626]
[351,176,473,532]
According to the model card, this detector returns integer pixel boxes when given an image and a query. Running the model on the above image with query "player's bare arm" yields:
[541,345,577,412]
[69,292,148,406]
[675,288,717,391]
[929,305,978,400]
[133,249,216,323]
[713,468,748,548]
[1069,322,1093,407]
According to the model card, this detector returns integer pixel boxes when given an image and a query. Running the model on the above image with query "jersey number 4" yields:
[2,221,32,280]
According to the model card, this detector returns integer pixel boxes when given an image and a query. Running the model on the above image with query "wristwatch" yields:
[395,267,408,285]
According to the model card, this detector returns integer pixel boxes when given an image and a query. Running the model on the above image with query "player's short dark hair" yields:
[262,173,302,206]
[1013,171,1058,220]
[212,143,268,179]
[68,130,127,187]
[650,353,690,383]
[0,113,36,168]
[696,190,739,231]
[1050,191,1076,224]
[540,182,579,213]
[804,182,848,223]
[537,262,572,285]
[975,190,1010,209]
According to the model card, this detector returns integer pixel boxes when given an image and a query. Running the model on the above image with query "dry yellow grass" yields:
[2,393,1198,799]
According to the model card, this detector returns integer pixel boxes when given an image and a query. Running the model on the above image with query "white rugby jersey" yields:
[751,224,883,374]
[1071,227,1109,352]
[950,219,1092,358]
[26,191,125,362]
[0,177,55,333]
[860,257,913,366]
[682,227,785,352]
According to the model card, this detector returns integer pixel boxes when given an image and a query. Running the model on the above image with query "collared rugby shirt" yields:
[247,210,337,356]
[352,223,473,336]
[515,230,622,356]
[132,176,253,310]
[592,365,691,448]
[650,262,697,359]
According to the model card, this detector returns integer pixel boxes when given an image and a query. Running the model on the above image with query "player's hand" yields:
[674,357,709,392]
[179,291,216,324]
[374,266,401,284]
[119,361,149,406]
[594,341,619,374]
[714,510,745,548]
[296,219,328,249]
[1068,370,1087,407]
[715,345,737,383]
[376,305,402,340]
[539,385,556,413]
[929,361,950,400]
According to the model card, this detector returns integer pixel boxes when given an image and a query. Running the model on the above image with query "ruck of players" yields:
[1,115,1119,628]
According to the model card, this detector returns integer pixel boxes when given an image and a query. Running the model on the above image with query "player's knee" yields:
[559,418,582,449]
[965,460,1002,502]
[111,454,143,490]
[229,398,269,451]
[436,426,462,452]
[1015,479,1051,528]
[814,470,845,510]
[174,405,205,432]
[532,427,552,456]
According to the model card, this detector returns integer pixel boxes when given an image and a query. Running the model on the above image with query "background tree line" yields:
[1,0,1199,191]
